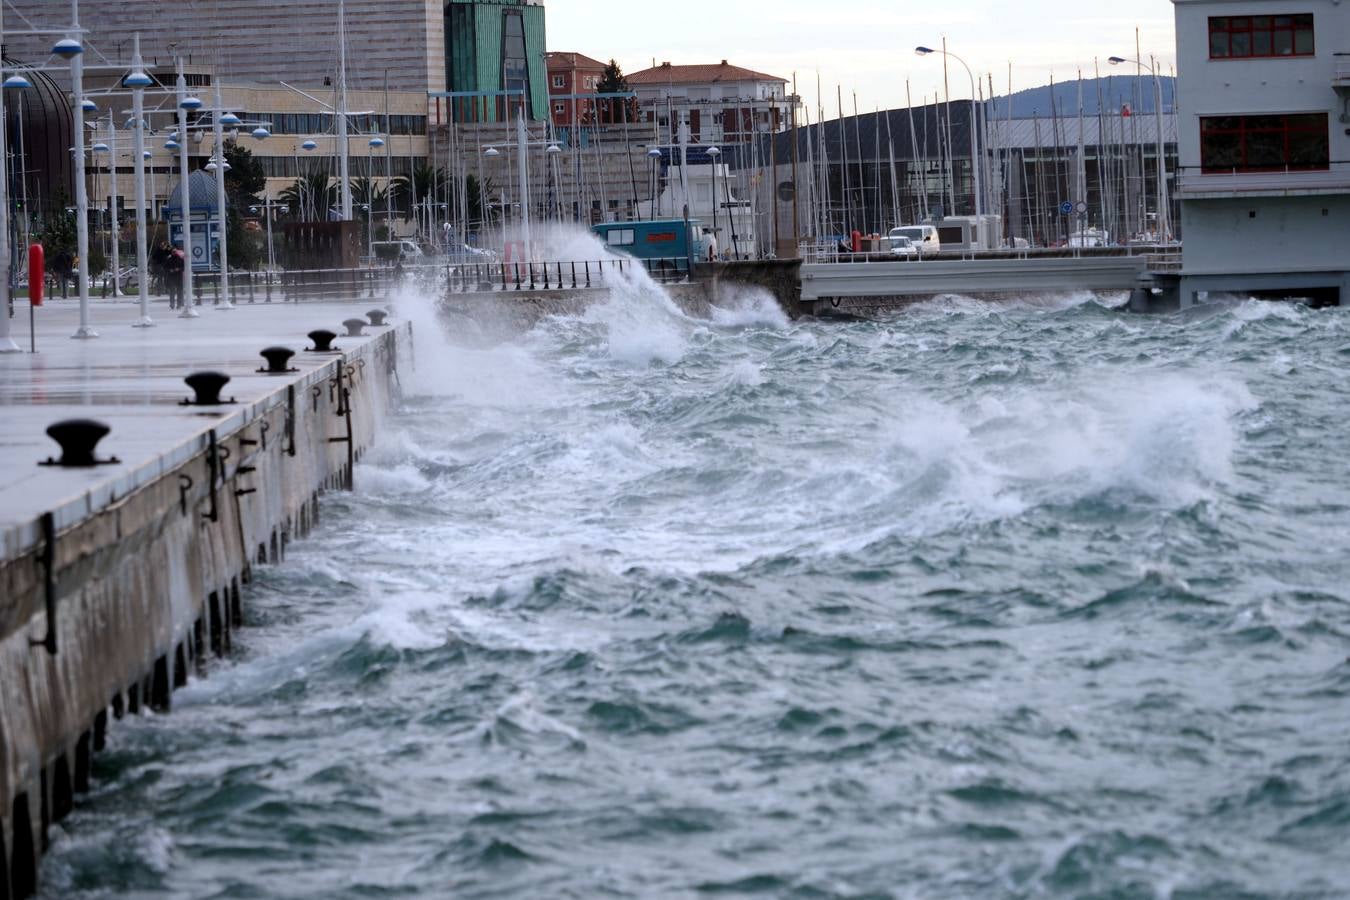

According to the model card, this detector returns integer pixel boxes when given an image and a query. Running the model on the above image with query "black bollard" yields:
[40,419,120,467]
[258,346,298,374]
[342,318,367,337]
[366,309,389,327]
[182,371,235,406]
[306,329,339,352]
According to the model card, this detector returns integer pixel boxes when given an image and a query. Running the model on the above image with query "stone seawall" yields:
[0,324,408,899]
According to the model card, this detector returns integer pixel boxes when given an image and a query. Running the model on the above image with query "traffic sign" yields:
[1059,200,1074,215]
[1075,201,1088,214]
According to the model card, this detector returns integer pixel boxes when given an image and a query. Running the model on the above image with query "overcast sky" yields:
[546,0,1176,113]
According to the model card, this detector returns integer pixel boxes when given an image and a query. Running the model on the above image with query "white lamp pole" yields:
[706,146,721,255]
[516,108,531,259]
[66,4,96,338]
[0,2,18,352]
[916,44,983,224]
[126,34,154,326]
[176,60,199,317]
[106,112,122,296]
[337,0,352,219]
[1109,52,1171,242]
[211,80,234,309]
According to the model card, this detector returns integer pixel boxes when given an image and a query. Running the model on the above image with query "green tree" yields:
[223,142,266,269]
[34,186,77,260]
[595,60,636,125]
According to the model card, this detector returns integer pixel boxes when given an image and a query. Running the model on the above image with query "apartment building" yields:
[629,61,789,144]
[1173,0,1350,305]
[546,52,608,127]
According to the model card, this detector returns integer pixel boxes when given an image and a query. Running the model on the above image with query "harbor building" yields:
[546,52,608,127]
[1172,0,1350,306]
[755,89,1178,255]
[444,0,549,122]
[4,1,450,97]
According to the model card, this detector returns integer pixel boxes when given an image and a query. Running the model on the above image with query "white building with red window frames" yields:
[1173,0,1350,306]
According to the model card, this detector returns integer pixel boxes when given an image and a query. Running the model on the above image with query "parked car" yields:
[445,243,497,264]
[888,225,940,256]
[888,235,920,258]
[371,240,425,264]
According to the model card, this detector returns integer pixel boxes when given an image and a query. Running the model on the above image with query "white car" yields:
[889,235,920,258]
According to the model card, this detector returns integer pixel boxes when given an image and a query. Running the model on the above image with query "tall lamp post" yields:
[0,4,29,352]
[1108,53,1170,242]
[56,27,97,338]
[705,146,722,258]
[647,147,662,219]
[916,44,983,226]
[124,35,155,326]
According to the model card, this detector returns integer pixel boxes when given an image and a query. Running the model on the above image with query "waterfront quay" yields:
[0,297,409,898]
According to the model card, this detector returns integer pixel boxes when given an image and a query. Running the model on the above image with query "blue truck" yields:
[592,219,706,273]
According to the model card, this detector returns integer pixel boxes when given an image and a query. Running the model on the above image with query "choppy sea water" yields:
[39,262,1350,899]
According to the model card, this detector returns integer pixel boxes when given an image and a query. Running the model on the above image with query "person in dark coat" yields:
[51,249,73,299]
[150,242,172,295]
[163,247,185,308]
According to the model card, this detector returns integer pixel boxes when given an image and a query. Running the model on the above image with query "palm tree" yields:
[392,163,446,219]
[279,170,337,221]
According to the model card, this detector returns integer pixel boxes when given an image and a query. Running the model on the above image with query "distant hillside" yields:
[989,75,1176,118]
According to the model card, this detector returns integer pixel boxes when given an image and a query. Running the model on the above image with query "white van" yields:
[371,240,424,263]
[888,225,940,256]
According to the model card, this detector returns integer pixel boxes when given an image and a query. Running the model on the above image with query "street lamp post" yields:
[210,81,235,309]
[647,147,662,219]
[125,34,154,326]
[175,59,201,317]
[0,2,22,352]
[1108,52,1170,242]
[62,19,97,338]
[104,112,122,295]
[705,146,722,259]
[916,44,983,230]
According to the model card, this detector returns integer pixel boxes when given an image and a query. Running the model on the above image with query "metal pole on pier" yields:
[0,1,18,352]
[68,0,97,338]
[176,59,200,317]
[128,34,154,326]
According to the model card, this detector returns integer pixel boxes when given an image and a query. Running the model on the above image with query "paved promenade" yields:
[0,295,401,561]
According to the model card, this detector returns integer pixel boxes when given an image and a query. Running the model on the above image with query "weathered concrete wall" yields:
[0,326,407,899]
[697,260,805,318]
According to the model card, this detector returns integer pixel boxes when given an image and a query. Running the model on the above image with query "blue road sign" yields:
[1059,200,1074,215]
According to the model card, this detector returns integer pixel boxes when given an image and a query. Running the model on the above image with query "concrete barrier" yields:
[0,324,407,898]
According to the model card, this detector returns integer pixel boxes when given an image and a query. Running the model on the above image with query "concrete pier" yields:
[0,297,409,898]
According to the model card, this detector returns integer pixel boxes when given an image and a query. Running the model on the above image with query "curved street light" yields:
[1108,53,1170,241]
[916,44,983,223]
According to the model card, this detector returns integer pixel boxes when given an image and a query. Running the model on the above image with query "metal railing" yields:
[154,256,696,305]
[802,243,1179,265]
[1176,161,1350,195]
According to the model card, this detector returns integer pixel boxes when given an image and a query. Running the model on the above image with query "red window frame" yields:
[1199,113,1329,173]
[1209,14,1315,59]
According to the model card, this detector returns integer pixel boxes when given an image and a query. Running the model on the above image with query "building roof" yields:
[163,170,225,218]
[628,61,787,85]
[547,52,608,70]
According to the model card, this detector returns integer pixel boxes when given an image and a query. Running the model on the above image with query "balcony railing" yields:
[1334,52,1350,87]
[1177,162,1350,196]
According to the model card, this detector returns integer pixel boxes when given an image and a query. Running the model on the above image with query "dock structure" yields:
[797,247,1180,315]
[0,298,409,898]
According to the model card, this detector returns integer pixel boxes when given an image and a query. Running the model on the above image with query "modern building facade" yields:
[546,52,607,127]
[444,0,549,122]
[5,1,448,98]
[1173,0,1350,305]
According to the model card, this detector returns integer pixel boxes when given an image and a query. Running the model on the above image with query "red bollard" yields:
[29,244,45,306]
[851,230,862,253]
